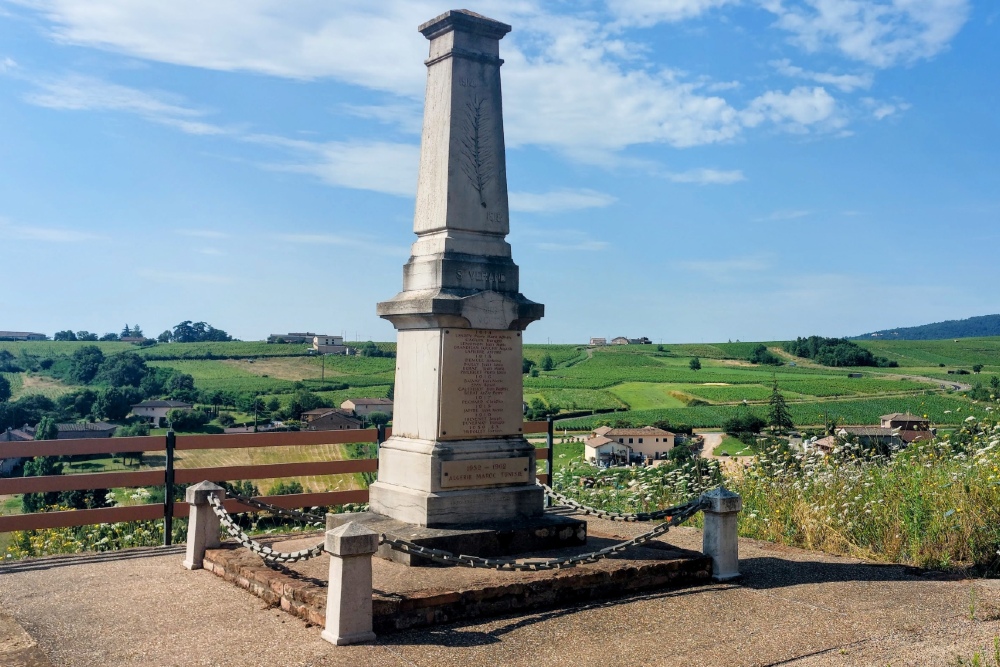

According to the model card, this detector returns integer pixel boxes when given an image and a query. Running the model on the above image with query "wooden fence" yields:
[0,420,555,540]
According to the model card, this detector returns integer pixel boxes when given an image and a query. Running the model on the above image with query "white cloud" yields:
[23,74,228,135]
[770,58,872,92]
[742,86,840,130]
[0,218,102,242]
[517,227,609,251]
[509,189,616,213]
[663,168,745,184]
[0,57,16,72]
[606,0,740,26]
[861,96,911,120]
[250,136,420,197]
[14,1,852,166]
[754,209,811,221]
[763,0,971,68]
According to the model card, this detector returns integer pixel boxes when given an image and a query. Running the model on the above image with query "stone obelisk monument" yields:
[369,10,546,528]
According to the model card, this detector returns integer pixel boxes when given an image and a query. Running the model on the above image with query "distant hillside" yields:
[852,314,1000,341]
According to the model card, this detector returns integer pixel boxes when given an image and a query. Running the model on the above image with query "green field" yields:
[4,337,999,431]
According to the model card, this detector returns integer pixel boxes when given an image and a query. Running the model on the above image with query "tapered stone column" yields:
[369,10,544,528]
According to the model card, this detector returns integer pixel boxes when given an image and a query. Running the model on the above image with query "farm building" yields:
[589,337,607,346]
[267,332,316,344]
[836,426,902,449]
[610,337,629,345]
[609,336,652,345]
[588,425,675,460]
[300,408,363,431]
[131,400,194,426]
[0,331,46,341]
[341,398,393,417]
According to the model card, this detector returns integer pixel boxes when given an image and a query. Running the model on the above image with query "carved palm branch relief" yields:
[459,96,496,208]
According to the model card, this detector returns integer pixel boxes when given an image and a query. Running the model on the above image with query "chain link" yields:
[207,484,710,570]
[207,493,326,564]
[379,494,708,571]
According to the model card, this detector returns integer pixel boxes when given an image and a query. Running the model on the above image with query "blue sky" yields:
[1,1,997,344]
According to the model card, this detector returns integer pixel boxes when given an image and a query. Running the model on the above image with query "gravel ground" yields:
[1,529,999,666]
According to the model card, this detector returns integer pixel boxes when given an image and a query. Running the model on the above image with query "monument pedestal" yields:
[327,511,587,567]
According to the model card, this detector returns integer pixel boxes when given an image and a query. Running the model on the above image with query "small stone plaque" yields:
[440,457,530,489]
[438,328,523,440]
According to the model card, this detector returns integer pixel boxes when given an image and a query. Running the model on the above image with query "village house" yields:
[0,426,33,476]
[313,335,349,355]
[300,408,363,431]
[131,399,194,426]
[584,425,675,465]
[341,398,394,418]
[610,337,630,345]
[43,422,118,439]
[583,435,632,467]
[836,426,903,449]
[589,337,607,346]
[880,412,934,443]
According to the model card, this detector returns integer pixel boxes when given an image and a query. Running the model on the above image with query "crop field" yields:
[2,372,23,398]
[525,389,626,411]
[174,443,368,494]
[857,337,1000,369]
[0,340,313,360]
[608,383,691,410]
[558,393,982,430]
[146,360,299,394]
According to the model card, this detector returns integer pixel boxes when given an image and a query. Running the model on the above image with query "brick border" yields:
[204,537,713,633]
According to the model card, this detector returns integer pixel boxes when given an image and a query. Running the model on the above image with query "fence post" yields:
[322,522,378,646]
[701,487,742,581]
[376,423,385,446]
[546,416,554,506]
[164,430,176,546]
[182,481,226,570]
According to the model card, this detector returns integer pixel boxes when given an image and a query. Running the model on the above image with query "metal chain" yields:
[207,493,325,564]
[380,495,708,571]
[223,492,328,524]
[539,482,699,522]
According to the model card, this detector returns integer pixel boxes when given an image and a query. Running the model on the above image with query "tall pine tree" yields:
[767,378,794,434]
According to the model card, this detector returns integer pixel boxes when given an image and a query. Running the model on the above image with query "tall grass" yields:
[730,415,1000,571]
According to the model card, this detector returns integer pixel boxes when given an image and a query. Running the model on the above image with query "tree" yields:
[368,411,391,427]
[76,331,99,341]
[748,344,782,365]
[0,374,10,403]
[166,373,197,402]
[522,358,536,374]
[972,364,984,374]
[285,390,327,419]
[34,416,59,441]
[157,330,172,343]
[93,386,143,421]
[166,408,210,431]
[689,357,701,371]
[540,353,554,371]
[99,332,119,341]
[131,324,144,338]
[53,330,77,341]
[95,352,148,387]
[69,345,105,384]
[171,321,232,343]
[121,324,132,338]
[991,376,1000,391]
[767,380,794,433]
[268,480,304,496]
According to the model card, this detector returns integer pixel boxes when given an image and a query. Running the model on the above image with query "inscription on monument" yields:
[439,328,522,439]
[441,457,530,488]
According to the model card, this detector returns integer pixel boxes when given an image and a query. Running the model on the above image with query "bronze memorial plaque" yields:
[440,457,531,489]
[438,328,523,440]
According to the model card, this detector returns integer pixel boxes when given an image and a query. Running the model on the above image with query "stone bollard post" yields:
[322,522,379,646]
[701,487,742,582]
[181,481,226,570]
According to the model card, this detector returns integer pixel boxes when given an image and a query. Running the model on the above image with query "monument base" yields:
[367,480,544,527]
[326,511,587,567]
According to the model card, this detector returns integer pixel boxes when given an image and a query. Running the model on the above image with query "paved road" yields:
[3,525,999,666]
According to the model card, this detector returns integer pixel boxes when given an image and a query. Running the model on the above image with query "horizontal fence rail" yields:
[0,421,555,536]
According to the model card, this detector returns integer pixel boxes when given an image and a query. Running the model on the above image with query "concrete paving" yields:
[1,530,999,666]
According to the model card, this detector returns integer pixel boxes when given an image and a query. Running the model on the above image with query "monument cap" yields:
[418,9,512,40]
